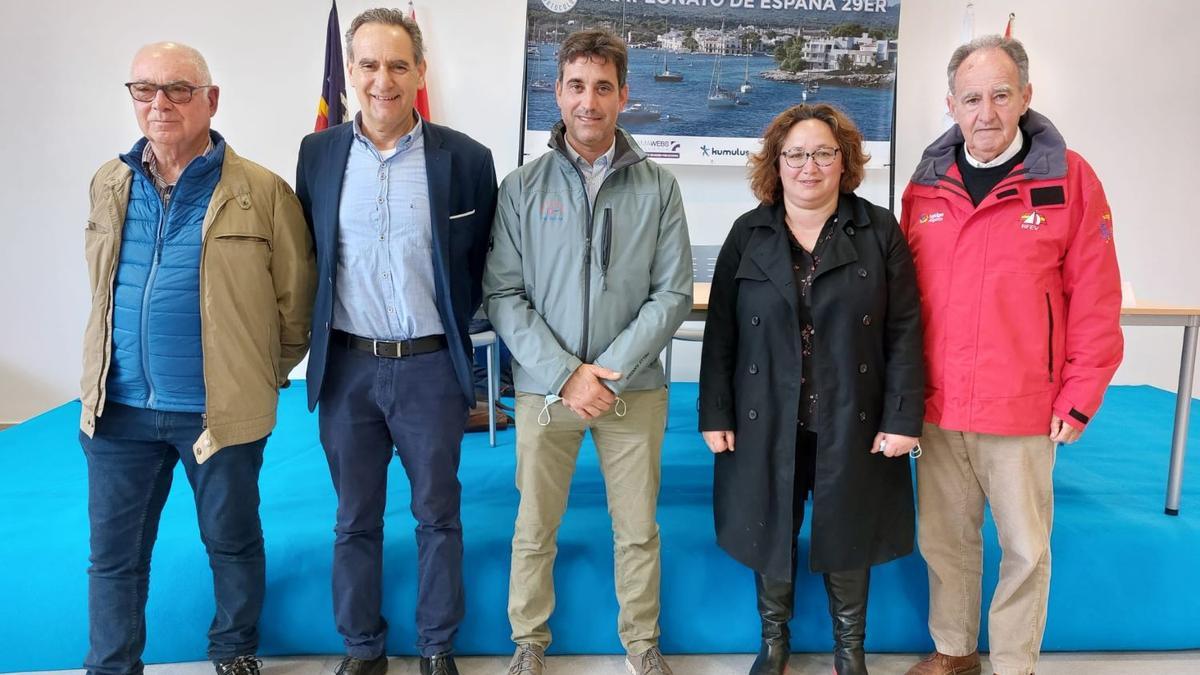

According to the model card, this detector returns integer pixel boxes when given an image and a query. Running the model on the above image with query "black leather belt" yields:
[334,330,446,358]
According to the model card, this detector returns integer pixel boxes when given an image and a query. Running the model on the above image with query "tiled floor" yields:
[16,651,1200,675]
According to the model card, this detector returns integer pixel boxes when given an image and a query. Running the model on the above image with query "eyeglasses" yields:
[124,81,214,104]
[781,147,840,169]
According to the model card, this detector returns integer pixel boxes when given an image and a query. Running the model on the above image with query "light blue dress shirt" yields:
[332,114,444,341]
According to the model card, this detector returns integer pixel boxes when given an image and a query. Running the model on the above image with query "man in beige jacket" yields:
[78,42,314,675]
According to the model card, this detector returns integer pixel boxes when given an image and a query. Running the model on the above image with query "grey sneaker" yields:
[626,646,673,675]
[507,643,546,674]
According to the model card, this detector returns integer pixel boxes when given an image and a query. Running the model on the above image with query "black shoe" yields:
[749,571,794,675]
[420,653,459,675]
[335,654,388,675]
[215,656,261,675]
[824,569,870,675]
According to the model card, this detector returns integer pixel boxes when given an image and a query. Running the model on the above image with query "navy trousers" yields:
[79,403,267,675]
[318,340,469,658]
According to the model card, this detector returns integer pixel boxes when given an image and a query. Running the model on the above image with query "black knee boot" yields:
[749,572,794,675]
[823,569,870,675]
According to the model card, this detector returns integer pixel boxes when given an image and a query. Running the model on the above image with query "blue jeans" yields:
[79,403,267,675]
[319,341,469,658]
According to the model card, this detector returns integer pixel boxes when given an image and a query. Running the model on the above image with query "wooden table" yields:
[690,283,1200,514]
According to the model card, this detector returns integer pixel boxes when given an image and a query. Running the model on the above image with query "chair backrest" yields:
[691,245,721,283]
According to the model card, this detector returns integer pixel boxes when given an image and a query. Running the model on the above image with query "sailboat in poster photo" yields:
[654,52,684,82]
[707,61,736,107]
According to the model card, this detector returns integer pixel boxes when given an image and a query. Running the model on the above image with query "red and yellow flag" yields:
[315,0,348,131]
[408,2,431,120]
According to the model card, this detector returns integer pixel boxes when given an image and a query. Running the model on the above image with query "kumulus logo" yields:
[699,144,749,158]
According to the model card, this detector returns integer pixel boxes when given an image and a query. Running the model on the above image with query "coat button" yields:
[751,315,760,326]
[859,411,867,422]
[749,363,759,374]
[858,268,868,278]
[845,225,856,236]
[859,363,868,374]
[862,314,872,326]
[748,409,758,420]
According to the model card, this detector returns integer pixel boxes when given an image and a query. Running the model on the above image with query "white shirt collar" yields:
[565,137,616,172]
[964,130,1023,169]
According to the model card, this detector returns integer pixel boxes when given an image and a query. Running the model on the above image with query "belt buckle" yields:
[372,338,405,358]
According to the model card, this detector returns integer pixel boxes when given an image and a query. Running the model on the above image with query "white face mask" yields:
[536,394,627,426]
[538,394,561,426]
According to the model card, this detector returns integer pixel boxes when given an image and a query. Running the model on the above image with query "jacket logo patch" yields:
[1100,213,1113,243]
[1020,211,1046,230]
[540,198,564,224]
[918,211,944,224]
[1030,185,1066,207]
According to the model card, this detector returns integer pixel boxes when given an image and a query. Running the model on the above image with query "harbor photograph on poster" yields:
[522,0,901,166]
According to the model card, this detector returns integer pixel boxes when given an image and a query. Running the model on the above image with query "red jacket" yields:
[900,110,1123,435]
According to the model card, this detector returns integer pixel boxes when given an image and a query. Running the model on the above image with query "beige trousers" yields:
[508,387,668,655]
[916,422,1057,675]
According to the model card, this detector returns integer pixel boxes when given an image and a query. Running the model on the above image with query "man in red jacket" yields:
[900,36,1123,675]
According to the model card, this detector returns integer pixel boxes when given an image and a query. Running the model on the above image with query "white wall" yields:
[1,0,1197,423]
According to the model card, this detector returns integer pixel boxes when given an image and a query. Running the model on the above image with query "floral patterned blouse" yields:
[786,213,838,431]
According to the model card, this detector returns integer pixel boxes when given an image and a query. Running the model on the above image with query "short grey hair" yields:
[345,7,425,64]
[946,35,1029,94]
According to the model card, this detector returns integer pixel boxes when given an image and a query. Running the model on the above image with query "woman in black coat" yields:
[698,104,925,675]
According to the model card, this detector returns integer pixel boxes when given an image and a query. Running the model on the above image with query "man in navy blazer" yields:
[294,8,496,675]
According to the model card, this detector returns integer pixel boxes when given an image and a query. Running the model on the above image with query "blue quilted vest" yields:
[105,132,225,412]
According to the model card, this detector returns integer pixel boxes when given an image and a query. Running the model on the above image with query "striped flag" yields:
[408,1,431,120]
[1004,12,1015,38]
[315,0,348,131]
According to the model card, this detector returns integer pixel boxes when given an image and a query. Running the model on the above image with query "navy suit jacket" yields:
[296,118,498,411]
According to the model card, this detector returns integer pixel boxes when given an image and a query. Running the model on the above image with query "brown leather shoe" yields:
[465,398,510,432]
[904,651,982,675]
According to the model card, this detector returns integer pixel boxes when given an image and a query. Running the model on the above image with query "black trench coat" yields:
[698,194,924,578]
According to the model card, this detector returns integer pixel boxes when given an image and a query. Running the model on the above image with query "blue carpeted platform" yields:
[1,384,1198,671]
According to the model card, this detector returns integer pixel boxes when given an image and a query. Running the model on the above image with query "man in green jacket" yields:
[78,42,315,675]
[484,28,692,675]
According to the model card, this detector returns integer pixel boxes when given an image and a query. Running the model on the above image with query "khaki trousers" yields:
[916,422,1056,675]
[508,388,667,655]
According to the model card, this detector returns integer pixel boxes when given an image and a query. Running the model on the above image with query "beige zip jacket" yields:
[80,144,316,463]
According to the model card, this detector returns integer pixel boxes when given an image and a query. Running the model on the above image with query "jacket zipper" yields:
[140,188,173,408]
[580,175,593,361]
[571,161,600,361]
[1045,292,1054,383]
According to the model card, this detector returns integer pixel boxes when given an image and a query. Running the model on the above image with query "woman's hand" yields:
[870,432,919,458]
[703,430,736,453]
